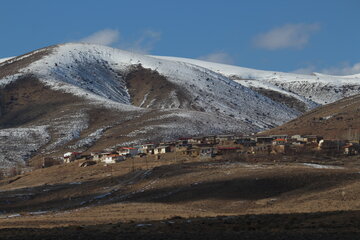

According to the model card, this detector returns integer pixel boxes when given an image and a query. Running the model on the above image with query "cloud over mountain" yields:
[80,29,120,46]
[253,23,320,50]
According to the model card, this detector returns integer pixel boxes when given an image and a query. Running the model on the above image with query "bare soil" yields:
[1,155,360,239]
[266,94,360,139]
[124,65,193,109]
[252,87,307,112]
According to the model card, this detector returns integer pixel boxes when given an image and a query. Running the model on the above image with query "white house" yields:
[118,147,138,157]
[139,144,156,154]
[154,145,171,155]
[63,152,82,163]
[102,154,125,164]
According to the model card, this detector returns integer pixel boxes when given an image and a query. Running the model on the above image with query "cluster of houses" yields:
[63,134,360,164]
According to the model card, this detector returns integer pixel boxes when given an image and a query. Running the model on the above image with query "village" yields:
[62,134,360,166]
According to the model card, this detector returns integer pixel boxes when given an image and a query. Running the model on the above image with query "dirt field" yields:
[1,155,360,239]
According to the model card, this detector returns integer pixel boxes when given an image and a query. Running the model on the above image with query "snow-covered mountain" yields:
[0,43,359,168]
[154,56,360,107]
[1,43,298,125]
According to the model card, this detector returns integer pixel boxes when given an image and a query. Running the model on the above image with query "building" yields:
[188,137,204,145]
[216,135,235,145]
[154,145,171,155]
[118,147,138,157]
[91,152,104,161]
[235,137,256,147]
[303,135,323,143]
[203,136,217,145]
[255,136,273,144]
[139,144,156,155]
[270,135,289,140]
[199,146,217,157]
[177,138,190,146]
[217,146,240,155]
[272,138,287,145]
[102,154,125,164]
[63,152,82,163]
[343,144,360,156]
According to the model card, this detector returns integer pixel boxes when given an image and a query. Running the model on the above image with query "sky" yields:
[0,0,359,75]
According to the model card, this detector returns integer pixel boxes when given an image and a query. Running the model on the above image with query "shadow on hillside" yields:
[0,161,358,213]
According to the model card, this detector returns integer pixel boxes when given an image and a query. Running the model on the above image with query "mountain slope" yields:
[1,43,360,168]
[264,93,360,140]
[154,56,360,110]
[0,43,298,168]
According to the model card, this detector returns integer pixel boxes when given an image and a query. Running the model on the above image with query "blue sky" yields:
[0,0,359,74]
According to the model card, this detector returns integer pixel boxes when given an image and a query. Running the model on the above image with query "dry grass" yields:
[1,155,360,228]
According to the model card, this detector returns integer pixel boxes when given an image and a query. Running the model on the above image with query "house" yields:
[139,144,156,154]
[217,146,240,155]
[63,152,82,163]
[251,145,272,155]
[154,145,171,155]
[272,138,287,145]
[91,152,104,161]
[177,138,190,146]
[291,135,305,141]
[216,135,235,145]
[188,137,204,145]
[102,154,125,164]
[118,147,138,157]
[203,136,217,145]
[42,157,59,168]
[303,135,323,143]
[270,135,289,140]
[235,137,256,147]
[185,147,200,157]
[199,146,217,157]
[255,136,273,144]
[343,144,359,156]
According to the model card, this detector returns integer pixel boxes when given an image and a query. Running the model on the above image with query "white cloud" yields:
[292,62,360,76]
[292,65,317,75]
[253,23,320,50]
[321,62,360,76]
[198,51,234,65]
[78,29,161,54]
[80,29,120,46]
[125,30,162,54]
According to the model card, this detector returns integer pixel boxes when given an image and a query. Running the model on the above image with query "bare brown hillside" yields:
[0,75,84,128]
[265,94,360,139]
[124,65,194,110]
